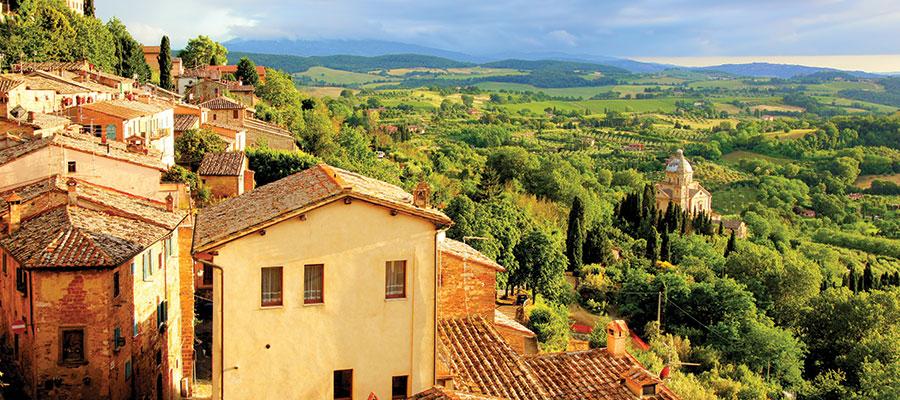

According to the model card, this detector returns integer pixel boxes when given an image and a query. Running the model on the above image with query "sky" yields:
[97,0,900,72]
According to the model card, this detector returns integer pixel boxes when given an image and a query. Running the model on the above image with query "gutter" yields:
[196,258,224,400]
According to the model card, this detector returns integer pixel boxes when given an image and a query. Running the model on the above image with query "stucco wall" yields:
[209,199,438,400]
[0,146,163,200]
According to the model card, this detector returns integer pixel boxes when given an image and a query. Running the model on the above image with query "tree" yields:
[179,35,228,68]
[515,229,566,302]
[157,36,173,90]
[107,18,151,82]
[645,226,659,265]
[235,57,260,86]
[174,129,227,170]
[660,229,670,262]
[83,0,94,17]
[565,196,586,273]
[245,147,320,185]
[299,100,338,157]
[724,231,736,258]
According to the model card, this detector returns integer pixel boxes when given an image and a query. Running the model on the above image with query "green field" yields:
[765,128,817,141]
[713,185,759,215]
[854,174,900,189]
[498,98,686,114]
[296,67,396,85]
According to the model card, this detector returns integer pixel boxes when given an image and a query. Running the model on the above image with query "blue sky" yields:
[98,0,900,58]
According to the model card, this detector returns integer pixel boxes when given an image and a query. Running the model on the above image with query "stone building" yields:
[655,149,712,215]
[197,151,254,199]
[0,177,188,400]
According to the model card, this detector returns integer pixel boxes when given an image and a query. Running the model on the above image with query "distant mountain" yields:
[223,38,486,63]
[696,62,882,79]
[227,52,472,74]
[222,38,669,73]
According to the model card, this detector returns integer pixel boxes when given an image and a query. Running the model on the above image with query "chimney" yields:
[6,192,22,234]
[165,194,174,212]
[66,178,78,206]
[413,181,431,208]
[27,111,34,122]
[606,320,629,358]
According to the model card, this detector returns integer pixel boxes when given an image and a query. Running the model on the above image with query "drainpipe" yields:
[433,228,448,386]
[196,259,224,400]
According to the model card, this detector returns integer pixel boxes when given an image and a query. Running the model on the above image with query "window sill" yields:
[303,302,324,307]
[385,297,407,302]
[259,305,283,310]
[58,360,88,368]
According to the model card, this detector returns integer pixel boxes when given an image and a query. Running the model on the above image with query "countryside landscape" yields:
[0,0,899,399]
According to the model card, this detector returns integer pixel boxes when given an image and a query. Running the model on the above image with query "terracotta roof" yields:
[204,118,296,151]
[493,310,535,337]
[523,350,676,400]
[441,238,504,271]
[438,317,547,400]
[174,114,199,132]
[0,131,166,171]
[410,387,506,400]
[12,61,90,73]
[200,97,245,110]
[439,317,680,400]
[80,99,171,119]
[193,164,451,251]
[0,72,91,95]
[0,76,24,93]
[198,152,245,176]
[0,178,185,270]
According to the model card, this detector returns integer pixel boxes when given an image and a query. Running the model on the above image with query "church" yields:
[655,149,712,214]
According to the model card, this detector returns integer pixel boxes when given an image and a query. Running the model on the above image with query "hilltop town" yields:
[0,1,899,400]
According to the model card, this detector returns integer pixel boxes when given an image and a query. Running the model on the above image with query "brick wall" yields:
[438,252,496,320]
[178,224,195,388]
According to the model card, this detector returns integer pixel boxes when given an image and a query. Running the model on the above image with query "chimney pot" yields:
[6,192,22,234]
[165,194,174,212]
[66,178,78,206]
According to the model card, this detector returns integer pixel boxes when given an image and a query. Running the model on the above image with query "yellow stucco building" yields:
[193,164,451,400]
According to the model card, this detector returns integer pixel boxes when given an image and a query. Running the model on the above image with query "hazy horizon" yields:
[633,55,900,74]
[98,0,900,73]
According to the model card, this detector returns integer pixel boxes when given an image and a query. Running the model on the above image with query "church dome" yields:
[666,149,693,174]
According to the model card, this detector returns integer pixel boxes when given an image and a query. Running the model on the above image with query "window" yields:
[304,264,324,304]
[202,264,213,286]
[113,272,120,298]
[125,359,133,380]
[261,267,283,307]
[212,114,217,121]
[133,322,138,337]
[61,329,85,364]
[113,327,124,350]
[67,161,77,173]
[385,260,407,299]
[15,268,27,296]
[333,370,352,400]
[233,110,239,119]
[392,376,408,399]
[142,252,152,281]
[156,300,168,328]
[2,254,6,274]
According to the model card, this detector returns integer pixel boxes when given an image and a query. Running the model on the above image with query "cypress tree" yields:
[158,36,173,91]
[565,196,586,274]
[863,264,874,291]
[718,221,724,236]
[660,229,670,262]
[646,226,659,266]
[724,230,736,258]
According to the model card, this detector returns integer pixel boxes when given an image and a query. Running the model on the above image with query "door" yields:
[106,124,117,141]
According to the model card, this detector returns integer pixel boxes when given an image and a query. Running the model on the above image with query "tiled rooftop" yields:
[0,131,166,171]
[439,317,680,400]
[174,114,199,132]
[411,387,507,400]
[200,97,245,110]
[80,99,171,119]
[0,177,185,269]
[193,164,451,251]
[197,152,245,176]
[441,238,505,271]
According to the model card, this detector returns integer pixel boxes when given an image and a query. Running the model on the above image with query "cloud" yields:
[96,0,900,56]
